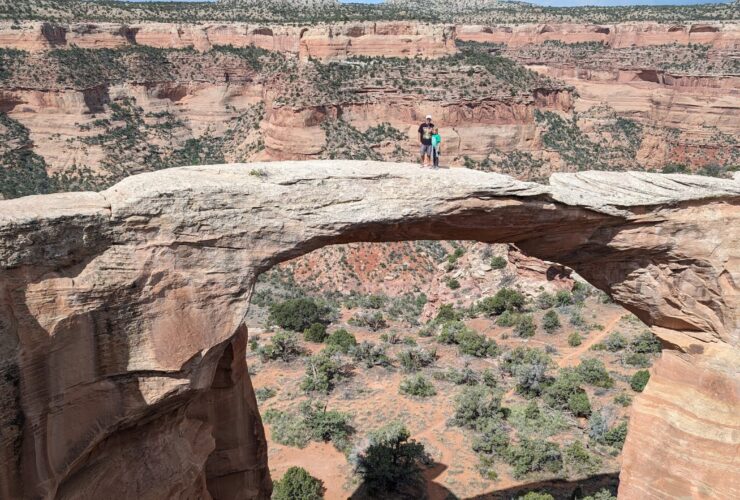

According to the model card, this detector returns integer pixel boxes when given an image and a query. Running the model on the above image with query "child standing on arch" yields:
[431,127,441,169]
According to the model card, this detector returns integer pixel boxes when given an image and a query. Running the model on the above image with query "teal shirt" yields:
[431,134,441,147]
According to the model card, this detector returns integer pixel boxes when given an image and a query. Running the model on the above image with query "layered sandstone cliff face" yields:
[457,22,740,49]
[0,162,737,499]
[0,21,456,60]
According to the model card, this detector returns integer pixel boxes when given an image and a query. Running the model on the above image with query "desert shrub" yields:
[301,350,346,394]
[603,332,627,351]
[437,365,479,386]
[515,314,536,338]
[445,277,461,290]
[569,309,586,328]
[496,310,519,327]
[437,321,498,357]
[326,328,357,353]
[353,422,428,495]
[481,369,498,388]
[506,438,563,479]
[554,290,573,307]
[518,493,554,500]
[542,310,561,334]
[571,281,592,303]
[502,347,551,397]
[603,421,628,449]
[623,352,651,368]
[477,288,526,316]
[490,256,507,269]
[564,440,601,475]
[399,374,437,398]
[614,392,632,407]
[509,402,570,438]
[380,331,402,344]
[543,368,591,417]
[451,386,504,429]
[301,401,354,449]
[630,369,650,392]
[397,347,436,372]
[272,466,324,500]
[435,304,461,323]
[582,489,618,500]
[437,320,467,344]
[263,409,311,448]
[457,329,499,357]
[576,358,614,388]
[630,331,662,353]
[304,323,328,343]
[472,416,510,456]
[269,298,324,332]
[350,341,390,368]
[350,311,388,331]
[255,387,276,402]
[568,332,582,347]
[259,331,304,362]
[536,292,555,310]
[587,410,610,442]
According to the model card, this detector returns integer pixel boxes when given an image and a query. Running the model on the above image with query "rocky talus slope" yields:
[0,162,737,499]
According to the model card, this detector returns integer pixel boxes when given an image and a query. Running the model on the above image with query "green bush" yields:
[272,466,324,500]
[477,288,526,316]
[623,352,651,368]
[582,489,618,500]
[630,331,662,353]
[542,310,561,334]
[259,331,305,362]
[451,386,504,429]
[263,409,311,448]
[496,310,519,327]
[502,347,551,397]
[269,298,324,332]
[350,311,388,331]
[301,401,354,450]
[350,341,390,368]
[399,374,437,398]
[354,422,428,495]
[304,323,328,343]
[630,370,650,392]
[436,365,480,386]
[603,421,628,450]
[435,304,460,323]
[397,347,436,372]
[457,329,499,357]
[326,328,357,353]
[536,292,555,310]
[490,256,507,269]
[514,314,536,338]
[506,438,563,479]
[554,290,573,307]
[518,493,554,500]
[564,440,601,475]
[614,392,633,406]
[603,332,627,351]
[576,359,614,388]
[472,416,510,456]
[445,277,461,290]
[301,350,346,394]
[568,332,582,347]
[255,387,276,402]
[544,368,591,417]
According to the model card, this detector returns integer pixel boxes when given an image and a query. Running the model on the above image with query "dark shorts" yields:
[420,144,433,156]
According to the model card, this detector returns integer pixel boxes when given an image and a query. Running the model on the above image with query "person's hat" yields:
[425,114,432,119]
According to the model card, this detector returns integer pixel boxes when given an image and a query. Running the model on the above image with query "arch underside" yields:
[0,161,737,499]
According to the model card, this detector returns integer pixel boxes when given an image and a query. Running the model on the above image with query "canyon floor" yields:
[247,241,659,498]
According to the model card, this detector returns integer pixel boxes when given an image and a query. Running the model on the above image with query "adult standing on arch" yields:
[418,114,434,167]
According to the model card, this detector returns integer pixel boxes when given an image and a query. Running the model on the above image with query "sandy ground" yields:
[251,299,645,499]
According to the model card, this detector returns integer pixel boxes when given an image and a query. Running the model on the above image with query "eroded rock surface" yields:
[0,162,737,499]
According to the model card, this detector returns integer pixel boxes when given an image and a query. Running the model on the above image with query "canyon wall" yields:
[457,22,740,49]
[0,162,737,499]
[0,21,456,60]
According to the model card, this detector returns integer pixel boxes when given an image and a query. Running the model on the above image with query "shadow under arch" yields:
[1,161,736,499]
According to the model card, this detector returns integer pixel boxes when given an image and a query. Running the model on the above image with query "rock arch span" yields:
[0,161,737,499]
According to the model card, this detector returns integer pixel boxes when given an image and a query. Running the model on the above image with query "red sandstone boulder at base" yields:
[0,163,737,499]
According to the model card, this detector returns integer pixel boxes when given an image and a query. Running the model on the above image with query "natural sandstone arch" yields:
[0,161,737,499]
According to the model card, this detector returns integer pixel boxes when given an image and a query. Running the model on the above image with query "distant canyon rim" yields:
[0,163,737,499]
